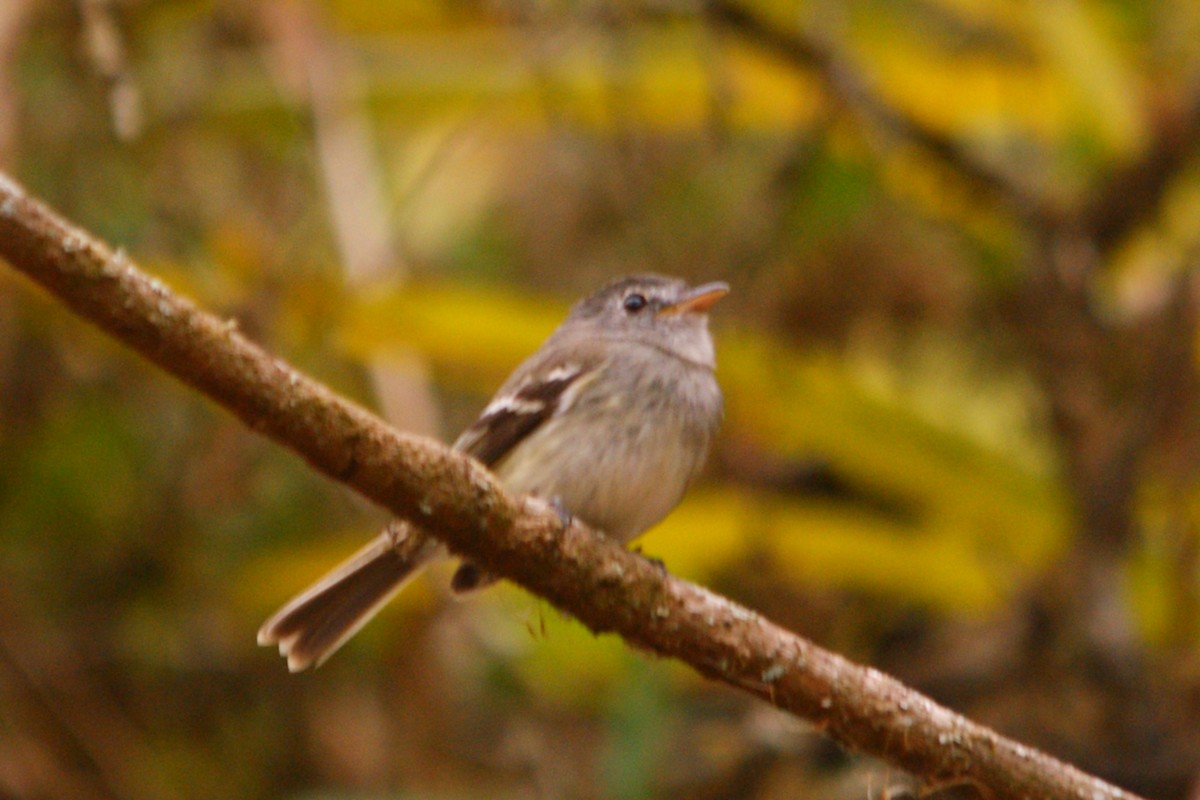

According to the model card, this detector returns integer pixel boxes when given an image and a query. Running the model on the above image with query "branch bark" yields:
[0,170,1143,800]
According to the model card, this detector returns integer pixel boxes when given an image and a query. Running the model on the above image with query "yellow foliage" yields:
[1025,0,1145,156]
[340,281,563,389]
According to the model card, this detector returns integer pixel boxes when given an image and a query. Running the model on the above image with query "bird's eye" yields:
[623,293,647,313]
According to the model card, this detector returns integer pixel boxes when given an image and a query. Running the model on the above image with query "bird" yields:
[258,274,728,671]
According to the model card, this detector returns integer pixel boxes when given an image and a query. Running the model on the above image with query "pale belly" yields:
[493,374,717,542]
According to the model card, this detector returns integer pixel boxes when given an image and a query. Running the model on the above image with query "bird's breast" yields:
[494,363,720,543]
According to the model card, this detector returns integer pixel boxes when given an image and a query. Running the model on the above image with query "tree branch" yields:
[703,0,1058,234]
[1081,89,1200,255]
[0,170,1143,800]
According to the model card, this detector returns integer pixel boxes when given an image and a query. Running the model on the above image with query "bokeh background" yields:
[3,1,1200,798]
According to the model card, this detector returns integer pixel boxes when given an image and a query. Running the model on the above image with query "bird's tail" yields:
[257,523,440,671]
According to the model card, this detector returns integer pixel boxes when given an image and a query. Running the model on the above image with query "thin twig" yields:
[1081,89,1200,255]
[76,0,143,141]
[702,0,1057,234]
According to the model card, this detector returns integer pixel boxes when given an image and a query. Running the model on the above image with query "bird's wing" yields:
[452,342,608,467]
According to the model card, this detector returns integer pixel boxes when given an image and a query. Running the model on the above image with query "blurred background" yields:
[2,0,1200,798]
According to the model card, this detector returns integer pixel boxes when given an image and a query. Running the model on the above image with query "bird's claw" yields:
[632,545,668,574]
[548,495,573,530]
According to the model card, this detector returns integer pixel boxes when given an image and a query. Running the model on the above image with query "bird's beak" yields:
[658,281,730,316]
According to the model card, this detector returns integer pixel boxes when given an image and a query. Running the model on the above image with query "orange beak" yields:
[658,281,730,316]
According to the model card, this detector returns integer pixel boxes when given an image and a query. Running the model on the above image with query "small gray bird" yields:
[258,274,727,671]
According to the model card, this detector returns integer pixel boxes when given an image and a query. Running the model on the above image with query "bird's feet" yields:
[632,545,668,574]
[548,495,574,530]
